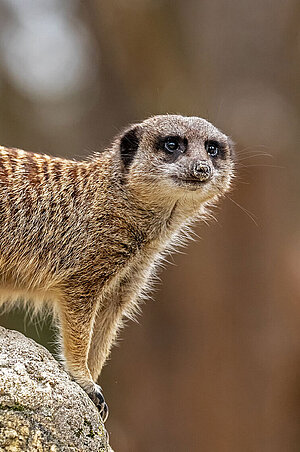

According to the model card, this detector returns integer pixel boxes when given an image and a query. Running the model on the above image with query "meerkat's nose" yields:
[192,160,212,181]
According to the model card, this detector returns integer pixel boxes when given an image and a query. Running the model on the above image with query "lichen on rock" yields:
[0,326,113,451]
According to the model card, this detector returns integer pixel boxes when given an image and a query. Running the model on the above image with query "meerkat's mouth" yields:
[171,175,209,189]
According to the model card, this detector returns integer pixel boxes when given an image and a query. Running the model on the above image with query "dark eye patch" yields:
[205,140,220,157]
[205,139,227,160]
[156,135,187,161]
[164,136,180,152]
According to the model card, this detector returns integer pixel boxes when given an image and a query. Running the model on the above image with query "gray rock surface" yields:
[0,326,113,451]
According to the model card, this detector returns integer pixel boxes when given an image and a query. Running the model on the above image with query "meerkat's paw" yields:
[87,384,109,422]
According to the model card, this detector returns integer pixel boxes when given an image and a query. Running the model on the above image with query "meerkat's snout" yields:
[191,160,212,181]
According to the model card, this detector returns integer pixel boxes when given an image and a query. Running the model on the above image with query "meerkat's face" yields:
[118,115,234,206]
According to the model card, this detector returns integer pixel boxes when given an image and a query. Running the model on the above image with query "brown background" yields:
[0,1,299,451]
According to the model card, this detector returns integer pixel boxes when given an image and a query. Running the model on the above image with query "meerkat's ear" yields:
[120,127,140,169]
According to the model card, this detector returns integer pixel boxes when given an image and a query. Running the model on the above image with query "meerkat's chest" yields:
[119,220,183,279]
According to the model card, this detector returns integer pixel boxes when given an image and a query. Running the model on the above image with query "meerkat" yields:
[0,115,234,422]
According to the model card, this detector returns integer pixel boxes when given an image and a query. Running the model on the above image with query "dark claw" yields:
[88,384,109,422]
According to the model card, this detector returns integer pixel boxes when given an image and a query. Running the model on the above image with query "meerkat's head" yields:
[116,115,234,208]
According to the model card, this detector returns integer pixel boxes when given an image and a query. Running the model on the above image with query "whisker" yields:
[236,153,274,161]
[235,145,270,154]
[232,178,251,185]
[235,164,285,169]
[224,193,258,227]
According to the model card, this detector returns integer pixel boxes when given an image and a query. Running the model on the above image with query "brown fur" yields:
[0,115,234,417]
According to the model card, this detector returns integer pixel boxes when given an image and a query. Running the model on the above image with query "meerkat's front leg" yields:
[88,302,124,382]
[88,269,150,383]
[58,288,108,421]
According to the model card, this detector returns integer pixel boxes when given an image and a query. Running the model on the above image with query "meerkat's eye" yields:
[164,136,180,153]
[205,140,220,157]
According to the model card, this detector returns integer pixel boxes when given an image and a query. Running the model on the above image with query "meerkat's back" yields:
[0,146,104,299]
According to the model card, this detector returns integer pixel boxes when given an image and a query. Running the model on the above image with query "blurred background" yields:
[0,0,299,451]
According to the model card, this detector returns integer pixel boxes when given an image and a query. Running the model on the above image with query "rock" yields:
[0,326,113,451]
